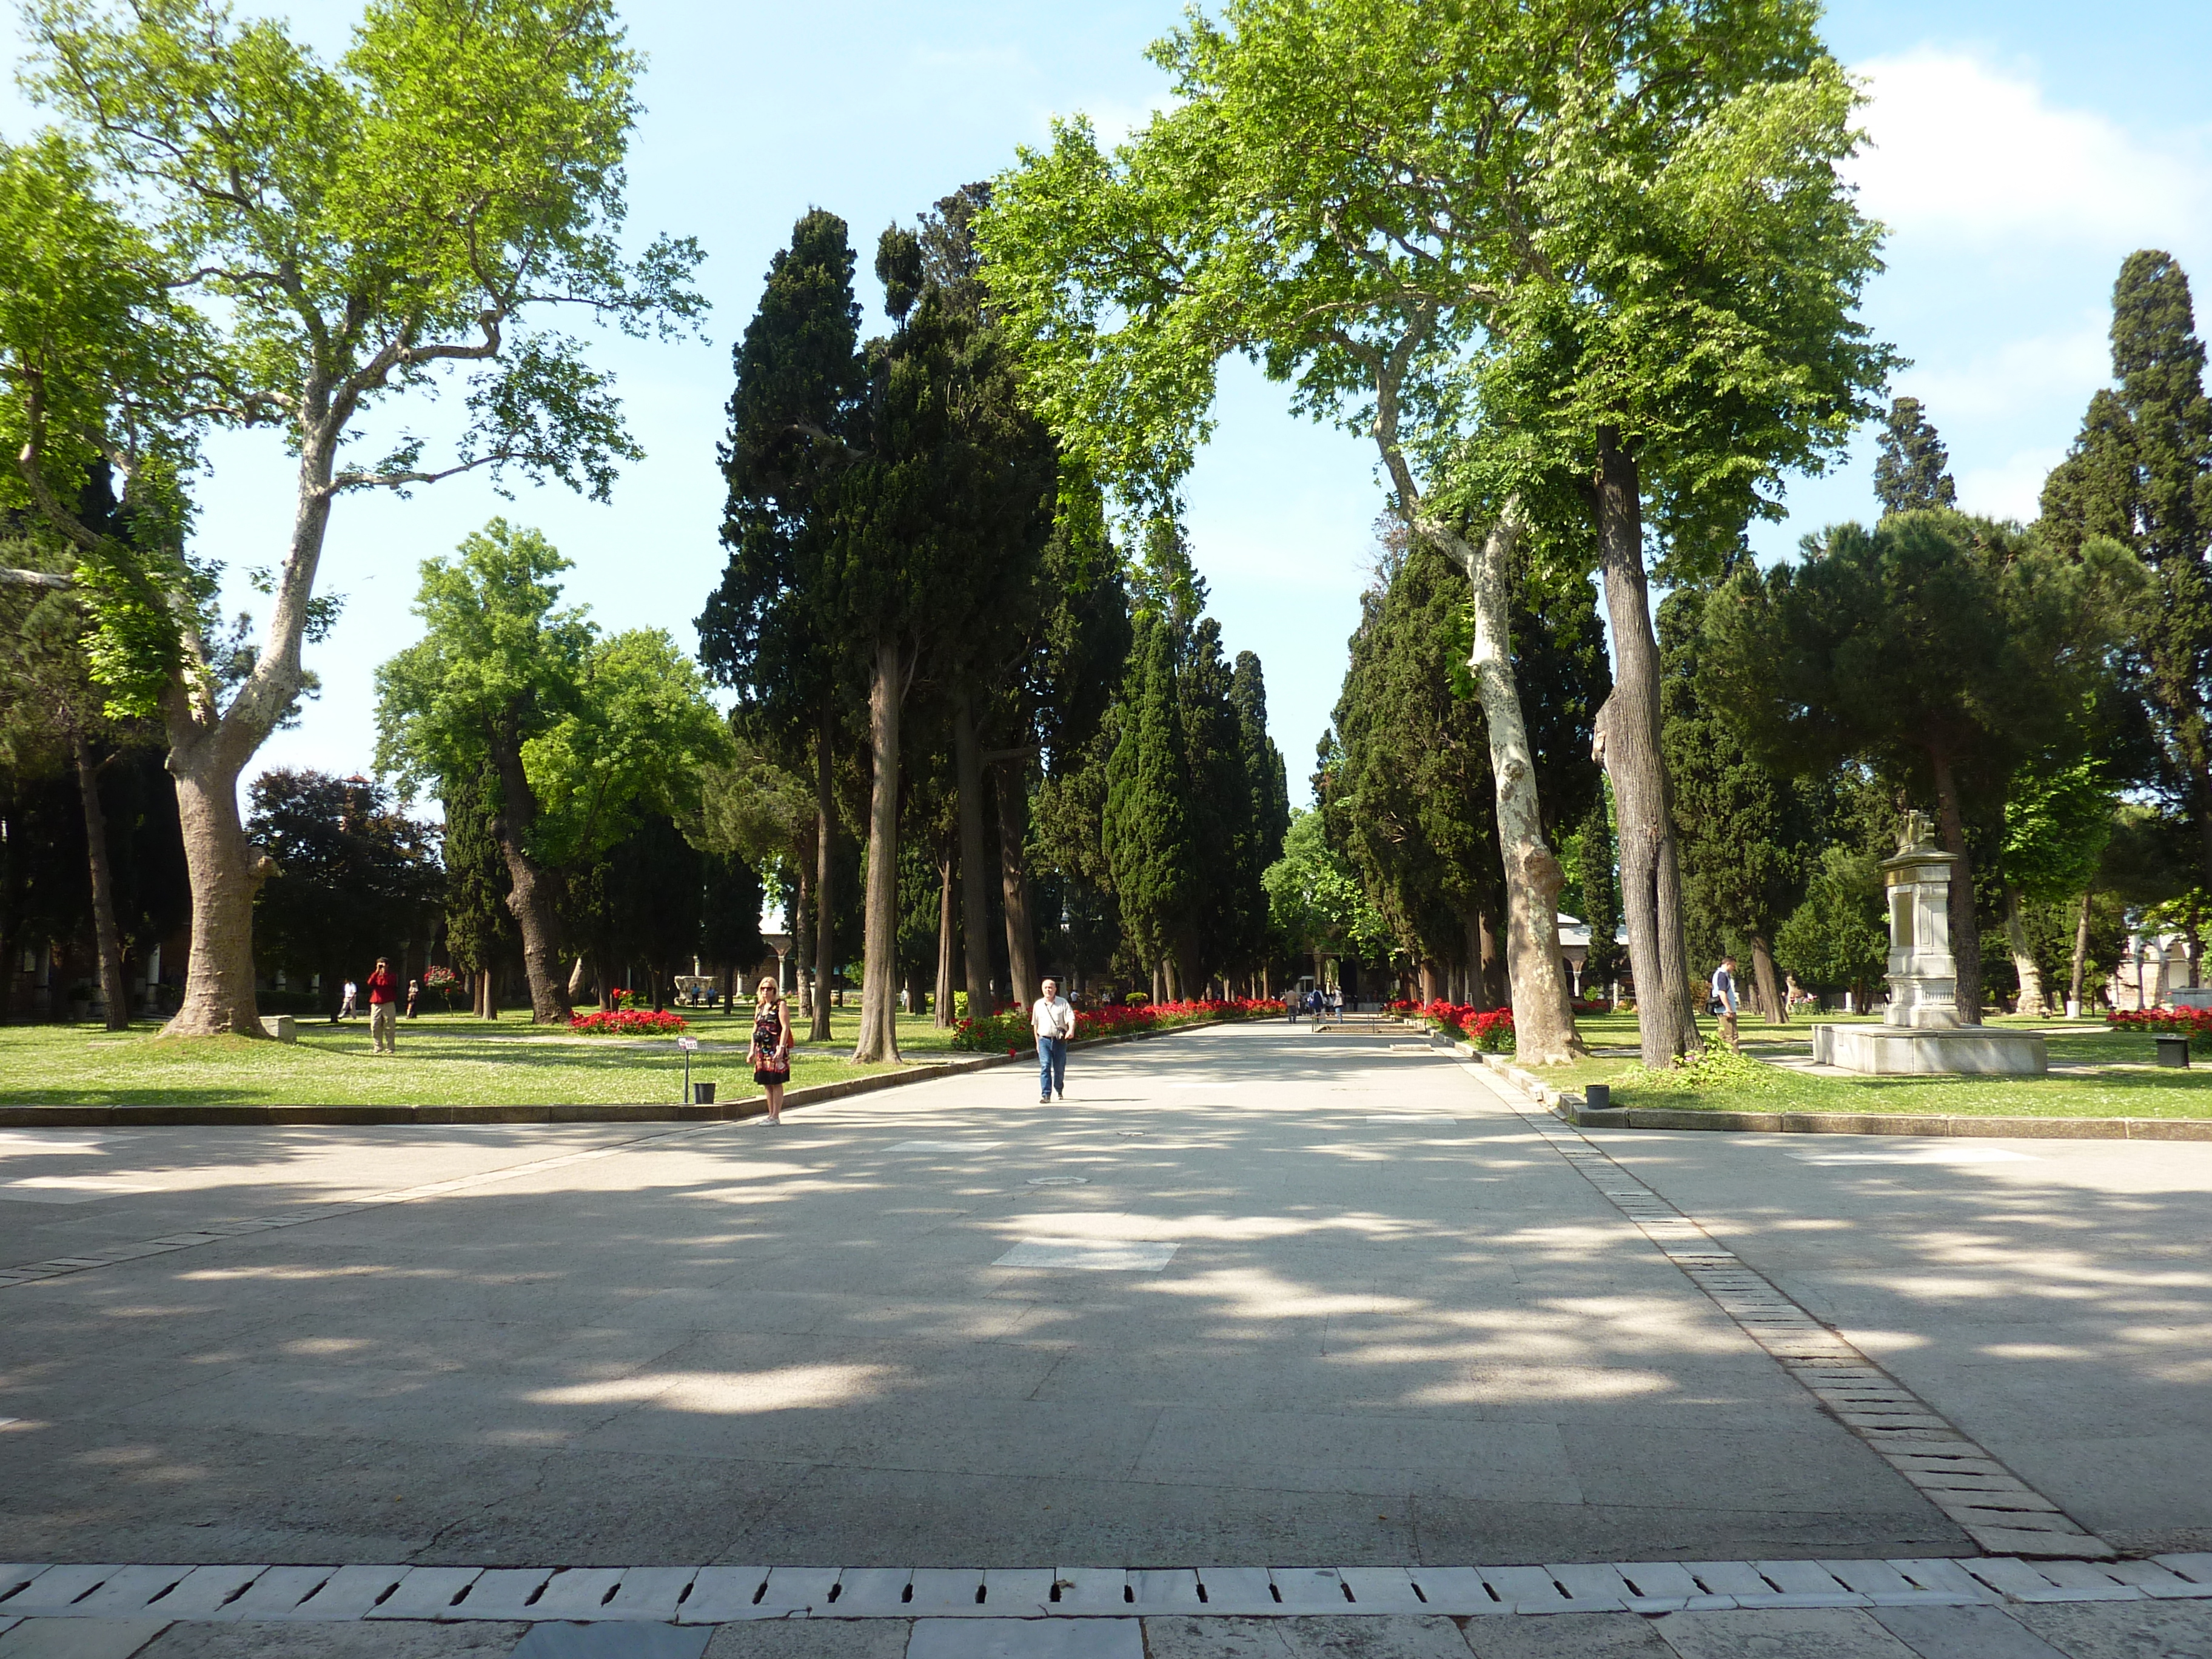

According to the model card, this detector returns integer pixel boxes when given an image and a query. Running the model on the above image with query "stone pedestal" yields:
[1812,1022,2046,1074]
[1809,817,2046,1077]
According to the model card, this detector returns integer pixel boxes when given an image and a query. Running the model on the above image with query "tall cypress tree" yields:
[441,759,516,1017]
[1104,610,1198,996]
[1230,650,1291,864]
[2040,250,2212,888]
[699,209,866,1044]
[1660,583,1809,1022]
[1872,397,1959,515]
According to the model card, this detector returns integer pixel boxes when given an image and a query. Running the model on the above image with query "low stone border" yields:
[0,1017,1240,1130]
[1558,1102,2212,1139]
[1455,1043,2212,1141]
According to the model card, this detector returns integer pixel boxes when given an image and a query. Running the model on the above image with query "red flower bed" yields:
[1389,997,1517,1051]
[2108,1007,2212,1047]
[951,996,1276,1053]
[570,1008,689,1035]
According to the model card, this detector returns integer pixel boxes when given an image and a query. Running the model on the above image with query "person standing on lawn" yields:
[751,977,794,1125]
[405,978,421,1019]
[1033,976,1076,1102]
[336,978,357,1022]
[1712,954,1740,1049]
[366,957,400,1054]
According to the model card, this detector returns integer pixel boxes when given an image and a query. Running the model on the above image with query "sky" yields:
[3,0,2210,815]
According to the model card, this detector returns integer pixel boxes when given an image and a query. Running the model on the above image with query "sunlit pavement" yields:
[0,1022,2204,1577]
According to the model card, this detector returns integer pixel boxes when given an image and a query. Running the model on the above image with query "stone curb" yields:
[1556,1103,2212,1139]
[1439,1033,2212,1141]
[0,1018,1241,1130]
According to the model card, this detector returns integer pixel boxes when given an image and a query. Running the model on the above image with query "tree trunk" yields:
[811,706,836,1043]
[1928,749,1983,1022]
[1451,508,1580,1064]
[794,858,815,1022]
[485,736,570,1024]
[994,763,1039,1013]
[2070,890,2093,1013]
[934,845,957,1028]
[160,743,269,1037]
[1748,933,1786,1025]
[2005,886,2048,1017]
[1590,430,1700,1064]
[70,736,129,1033]
[1419,961,1440,1004]
[951,689,996,1015]
[1460,908,1492,1010]
[853,637,905,1064]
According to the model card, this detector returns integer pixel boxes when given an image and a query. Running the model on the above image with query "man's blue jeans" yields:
[1037,1035,1067,1099]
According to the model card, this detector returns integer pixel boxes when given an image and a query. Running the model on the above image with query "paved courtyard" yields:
[1,1022,2208,1655]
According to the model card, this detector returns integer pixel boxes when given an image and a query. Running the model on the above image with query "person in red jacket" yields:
[366,957,400,1054]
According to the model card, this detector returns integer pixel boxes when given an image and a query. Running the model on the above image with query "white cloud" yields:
[1953,445,2070,524]
[1848,49,2209,246]
[1898,313,2109,421]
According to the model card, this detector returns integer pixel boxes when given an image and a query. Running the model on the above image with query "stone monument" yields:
[1809,812,2047,1076]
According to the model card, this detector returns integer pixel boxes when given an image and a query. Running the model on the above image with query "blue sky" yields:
[5,0,2210,808]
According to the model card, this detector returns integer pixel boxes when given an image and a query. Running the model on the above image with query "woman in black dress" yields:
[749,977,794,1125]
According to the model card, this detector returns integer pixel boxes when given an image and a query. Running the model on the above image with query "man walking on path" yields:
[1033,976,1076,1102]
[1712,954,1740,1049]
[366,958,400,1054]
[336,978,357,1022]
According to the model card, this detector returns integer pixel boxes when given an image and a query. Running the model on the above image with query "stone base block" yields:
[1811,1023,2046,1075]
[259,1014,297,1044]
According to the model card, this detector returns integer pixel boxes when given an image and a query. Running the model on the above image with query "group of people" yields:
[1285,987,1343,1022]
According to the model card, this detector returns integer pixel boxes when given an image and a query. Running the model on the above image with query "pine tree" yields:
[2041,250,2212,889]
[1872,397,1959,515]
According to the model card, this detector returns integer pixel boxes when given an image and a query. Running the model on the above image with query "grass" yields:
[0,1005,974,1107]
[1529,1010,2212,1119]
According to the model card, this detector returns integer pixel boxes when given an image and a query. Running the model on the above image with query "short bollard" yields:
[2156,1035,2191,1070]
[1584,1083,1612,1110]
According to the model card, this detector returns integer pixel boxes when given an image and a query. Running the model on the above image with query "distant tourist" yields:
[750,977,793,1125]
[1285,989,1300,1023]
[366,958,399,1054]
[405,978,421,1019]
[1033,976,1076,1103]
[337,977,358,1022]
[1712,955,1740,1048]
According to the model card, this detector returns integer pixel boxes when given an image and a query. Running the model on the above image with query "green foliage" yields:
[1103,610,1196,975]
[1660,581,1809,970]
[375,519,731,869]
[2003,761,2114,904]
[1263,807,1392,968]
[249,769,441,997]
[440,759,514,979]
[1873,398,1959,516]
[1615,1040,1785,1096]
[2040,251,2212,854]
[1775,847,1887,993]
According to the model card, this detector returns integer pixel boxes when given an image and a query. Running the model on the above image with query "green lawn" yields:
[1529,1010,2212,1119]
[0,1006,970,1107]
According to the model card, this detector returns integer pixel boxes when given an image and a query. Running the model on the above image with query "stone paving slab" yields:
[11,1596,2212,1657]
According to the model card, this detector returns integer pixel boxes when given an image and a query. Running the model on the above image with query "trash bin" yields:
[694,1081,717,1104]
[2155,1036,2191,1070]
[1584,1083,1612,1110]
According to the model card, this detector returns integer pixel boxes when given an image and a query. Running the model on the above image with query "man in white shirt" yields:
[1712,955,1739,1048]
[1032,977,1076,1102]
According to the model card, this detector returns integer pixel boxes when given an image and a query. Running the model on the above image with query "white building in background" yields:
[2111,928,2199,1010]
[1555,913,1627,1003]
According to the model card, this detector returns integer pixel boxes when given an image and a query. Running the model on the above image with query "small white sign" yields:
[677,1037,699,1051]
